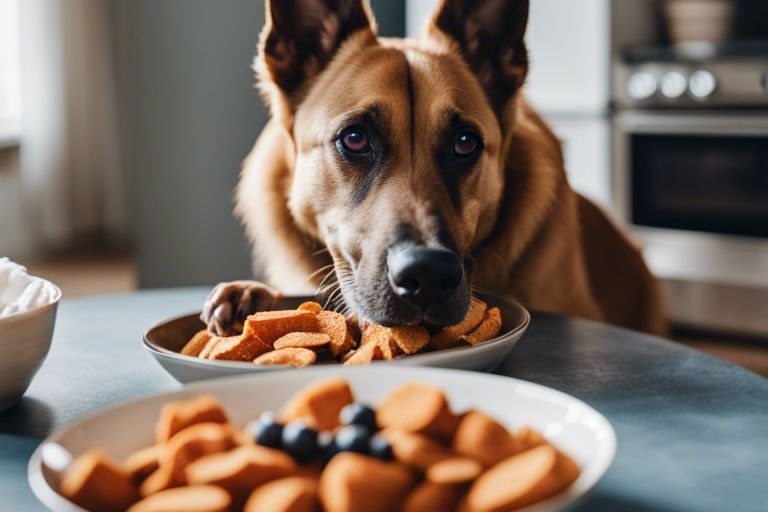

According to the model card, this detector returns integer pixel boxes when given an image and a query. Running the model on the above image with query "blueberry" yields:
[281,420,319,462]
[334,424,371,454]
[369,434,393,461]
[248,412,283,449]
[339,403,378,431]
[318,431,340,463]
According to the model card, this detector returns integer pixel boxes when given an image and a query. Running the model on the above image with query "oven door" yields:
[614,111,768,239]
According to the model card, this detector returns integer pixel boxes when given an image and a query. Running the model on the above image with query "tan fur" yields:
[235,0,666,335]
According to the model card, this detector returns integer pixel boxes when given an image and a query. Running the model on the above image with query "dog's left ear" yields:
[258,0,375,112]
[427,0,529,111]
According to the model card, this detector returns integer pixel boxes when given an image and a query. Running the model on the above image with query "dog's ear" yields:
[427,0,529,111]
[258,0,375,109]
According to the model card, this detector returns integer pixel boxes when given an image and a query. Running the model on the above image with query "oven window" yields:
[631,134,768,238]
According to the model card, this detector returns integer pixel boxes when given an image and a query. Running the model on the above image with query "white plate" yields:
[29,366,616,512]
[143,293,531,383]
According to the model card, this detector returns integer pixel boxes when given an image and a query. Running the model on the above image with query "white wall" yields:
[0,148,36,258]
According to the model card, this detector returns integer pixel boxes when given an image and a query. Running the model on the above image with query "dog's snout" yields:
[387,245,463,309]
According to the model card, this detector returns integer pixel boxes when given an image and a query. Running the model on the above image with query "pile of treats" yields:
[60,378,580,512]
[181,299,502,366]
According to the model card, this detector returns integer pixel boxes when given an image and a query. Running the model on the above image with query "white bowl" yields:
[28,366,616,512]
[143,293,531,382]
[0,280,61,412]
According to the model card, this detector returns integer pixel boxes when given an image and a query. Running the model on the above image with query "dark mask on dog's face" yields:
[257,0,529,326]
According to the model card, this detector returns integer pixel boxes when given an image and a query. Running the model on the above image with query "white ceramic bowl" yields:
[0,279,61,412]
[29,366,616,512]
[143,293,531,382]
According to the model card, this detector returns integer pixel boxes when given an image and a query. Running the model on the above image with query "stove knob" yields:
[689,70,717,99]
[661,71,688,99]
[627,72,657,100]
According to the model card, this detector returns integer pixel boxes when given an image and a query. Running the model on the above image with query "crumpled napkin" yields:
[0,257,58,318]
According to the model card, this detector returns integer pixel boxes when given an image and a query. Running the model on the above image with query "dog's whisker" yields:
[306,264,333,283]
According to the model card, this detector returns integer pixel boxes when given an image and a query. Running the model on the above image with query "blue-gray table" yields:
[2,288,767,511]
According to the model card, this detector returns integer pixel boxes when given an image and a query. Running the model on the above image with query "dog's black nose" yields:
[387,246,463,309]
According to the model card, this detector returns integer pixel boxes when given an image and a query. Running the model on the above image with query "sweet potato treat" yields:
[403,481,464,512]
[179,293,504,366]
[155,395,229,444]
[279,377,354,431]
[181,330,213,357]
[377,382,459,442]
[206,334,272,362]
[243,476,320,512]
[319,452,414,512]
[60,450,138,512]
[452,411,519,467]
[185,445,297,500]
[244,310,319,346]
[124,445,162,484]
[128,485,231,512]
[430,299,488,350]
[316,311,355,358]
[274,332,331,351]
[60,379,580,511]
[461,307,503,346]
[426,457,483,485]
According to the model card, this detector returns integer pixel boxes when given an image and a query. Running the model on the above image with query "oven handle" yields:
[614,110,768,136]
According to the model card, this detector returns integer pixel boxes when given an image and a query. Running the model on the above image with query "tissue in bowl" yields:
[0,258,61,412]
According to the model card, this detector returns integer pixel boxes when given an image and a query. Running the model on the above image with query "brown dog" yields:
[204,0,666,336]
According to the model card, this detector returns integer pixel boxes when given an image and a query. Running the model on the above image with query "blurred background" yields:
[0,0,766,373]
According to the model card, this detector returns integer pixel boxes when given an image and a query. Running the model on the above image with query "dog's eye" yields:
[339,126,370,154]
[453,131,480,158]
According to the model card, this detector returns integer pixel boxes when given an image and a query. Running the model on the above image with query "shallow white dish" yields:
[143,292,531,383]
[29,366,616,512]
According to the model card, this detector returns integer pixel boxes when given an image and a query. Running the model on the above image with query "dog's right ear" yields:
[257,0,376,118]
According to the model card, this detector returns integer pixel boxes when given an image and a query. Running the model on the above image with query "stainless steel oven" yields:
[613,111,768,336]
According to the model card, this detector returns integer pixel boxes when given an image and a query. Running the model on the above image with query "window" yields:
[0,0,21,146]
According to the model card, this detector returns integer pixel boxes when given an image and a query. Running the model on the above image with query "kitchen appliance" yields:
[613,40,768,337]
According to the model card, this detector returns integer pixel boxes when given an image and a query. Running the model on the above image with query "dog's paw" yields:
[201,281,282,336]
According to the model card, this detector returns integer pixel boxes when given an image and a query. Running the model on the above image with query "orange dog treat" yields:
[389,326,430,355]
[342,342,382,366]
[273,332,331,350]
[155,395,228,444]
[160,423,238,487]
[380,429,454,471]
[185,445,296,501]
[124,445,162,484]
[452,411,518,467]
[139,464,175,498]
[319,452,414,512]
[514,426,547,452]
[430,300,488,349]
[254,347,318,367]
[460,307,502,345]
[198,337,222,359]
[317,311,355,358]
[279,377,354,431]
[426,457,483,485]
[206,334,272,362]
[463,445,563,512]
[244,310,319,346]
[361,325,401,360]
[377,382,458,442]
[403,481,464,512]
[244,476,320,512]
[297,301,323,314]
[182,330,214,357]
[128,485,231,512]
[61,450,138,512]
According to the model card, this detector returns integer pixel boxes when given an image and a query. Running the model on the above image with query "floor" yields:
[18,252,768,377]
